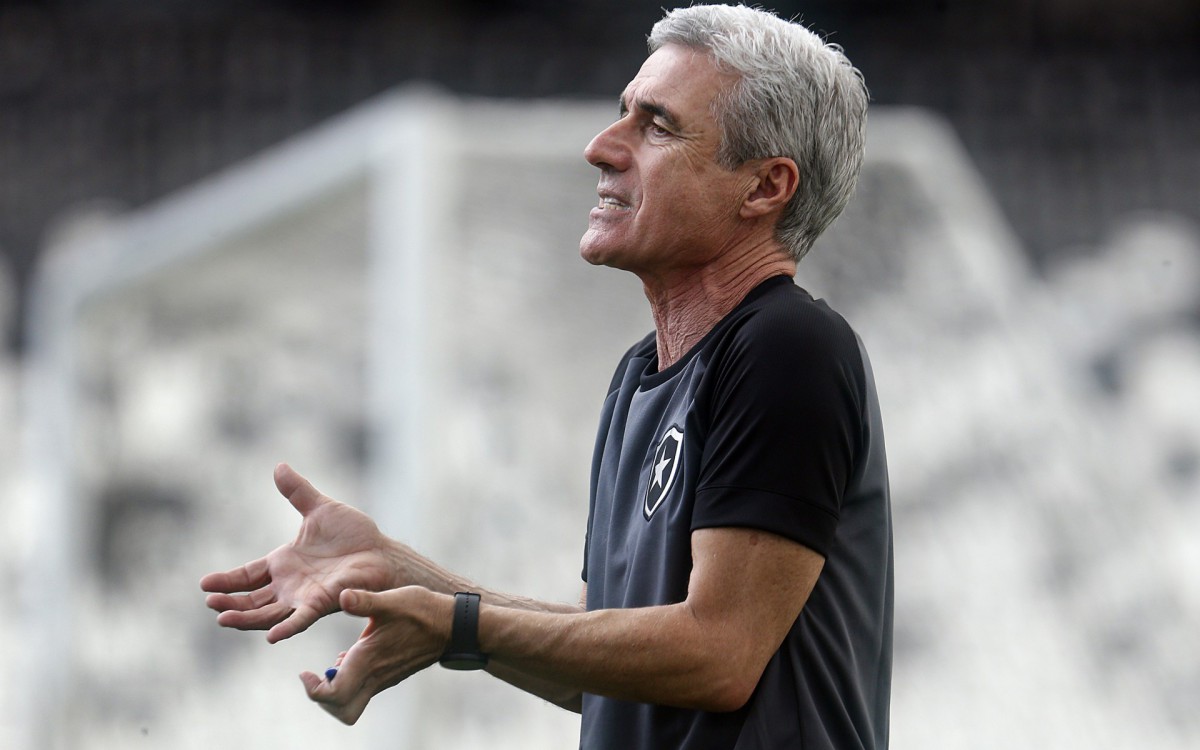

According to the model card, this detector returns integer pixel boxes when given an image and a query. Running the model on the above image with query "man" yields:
[201,5,892,749]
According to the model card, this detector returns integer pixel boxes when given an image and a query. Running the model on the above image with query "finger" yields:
[300,670,367,725]
[199,558,271,594]
[300,670,325,695]
[266,602,323,644]
[300,670,343,710]
[339,589,378,618]
[205,585,277,613]
[274,463,328,517]
[215,600,292,631]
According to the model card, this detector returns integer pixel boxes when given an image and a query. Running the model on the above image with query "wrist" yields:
[439,592,489,670]
[382,538,415,590]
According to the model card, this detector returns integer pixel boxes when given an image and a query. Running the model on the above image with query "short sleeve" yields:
[692,301,864,557]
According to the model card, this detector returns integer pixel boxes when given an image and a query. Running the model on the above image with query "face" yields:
[579,44,756,278]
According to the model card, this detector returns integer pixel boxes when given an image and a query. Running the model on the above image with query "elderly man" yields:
[201,5,892,749]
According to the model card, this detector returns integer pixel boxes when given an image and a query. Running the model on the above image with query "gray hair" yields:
[648,4,869,261]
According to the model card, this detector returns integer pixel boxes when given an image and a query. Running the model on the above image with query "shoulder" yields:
[715,280,865,385]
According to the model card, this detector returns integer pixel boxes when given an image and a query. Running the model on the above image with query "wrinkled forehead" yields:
[619,45,736,124]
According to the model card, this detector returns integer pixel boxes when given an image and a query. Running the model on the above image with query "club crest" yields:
[644,426,684,519]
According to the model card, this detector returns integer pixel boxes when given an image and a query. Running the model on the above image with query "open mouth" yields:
[598,194,631,211]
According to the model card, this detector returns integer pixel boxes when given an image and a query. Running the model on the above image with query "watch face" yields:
[439,653,489,671]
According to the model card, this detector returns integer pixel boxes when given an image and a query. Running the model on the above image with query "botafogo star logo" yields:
[644,426,683,520]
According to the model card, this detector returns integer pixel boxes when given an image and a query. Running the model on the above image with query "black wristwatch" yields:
[439,592,489,670]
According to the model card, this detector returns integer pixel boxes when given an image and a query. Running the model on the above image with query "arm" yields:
[302,526,823,723]
[480,585,589,712]
[486,527,822,710]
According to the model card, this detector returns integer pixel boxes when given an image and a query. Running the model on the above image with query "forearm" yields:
[475,595,588,712]
[382,539,473,593]
[472,528,823,713]
[485,643,585,712]
[383,541,588,709]
[478,602,761,713]
[386,540,570,611]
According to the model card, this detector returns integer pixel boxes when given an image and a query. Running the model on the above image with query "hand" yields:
[200,464,400,643]
[300,587,453,725]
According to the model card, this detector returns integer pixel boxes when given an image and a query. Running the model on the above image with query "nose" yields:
[584,118,630,172]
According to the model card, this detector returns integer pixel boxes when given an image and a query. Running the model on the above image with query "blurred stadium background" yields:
[0,1,1197,748]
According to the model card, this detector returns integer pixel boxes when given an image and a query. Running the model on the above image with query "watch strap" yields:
[439,591,489,670]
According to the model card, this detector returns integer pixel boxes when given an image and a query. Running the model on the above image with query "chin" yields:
[579,234,617,268]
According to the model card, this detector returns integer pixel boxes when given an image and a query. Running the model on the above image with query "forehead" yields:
[620,44,735,122]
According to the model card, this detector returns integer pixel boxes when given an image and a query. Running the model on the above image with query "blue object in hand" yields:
[325,667,338,681]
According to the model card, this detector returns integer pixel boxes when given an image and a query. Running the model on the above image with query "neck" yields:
[643,249,795,370]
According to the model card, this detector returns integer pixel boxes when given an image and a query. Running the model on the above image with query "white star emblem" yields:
[653,453,672,488]
[644,426,684,520]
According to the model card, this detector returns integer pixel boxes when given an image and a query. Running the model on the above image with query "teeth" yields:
[600,196,629,210]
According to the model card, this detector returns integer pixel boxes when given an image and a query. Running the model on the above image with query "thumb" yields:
[274,463,326,516]
[340,589,375,616]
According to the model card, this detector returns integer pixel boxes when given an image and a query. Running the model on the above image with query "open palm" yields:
[201,464,399,643]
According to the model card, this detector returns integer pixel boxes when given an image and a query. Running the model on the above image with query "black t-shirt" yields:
[581,275,892,750]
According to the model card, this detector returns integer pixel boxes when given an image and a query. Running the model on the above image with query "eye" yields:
[649,121,673,137]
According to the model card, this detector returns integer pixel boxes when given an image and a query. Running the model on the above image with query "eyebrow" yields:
[618,94,684,132]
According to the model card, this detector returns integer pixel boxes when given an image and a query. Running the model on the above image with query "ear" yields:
[739,157,799,220]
